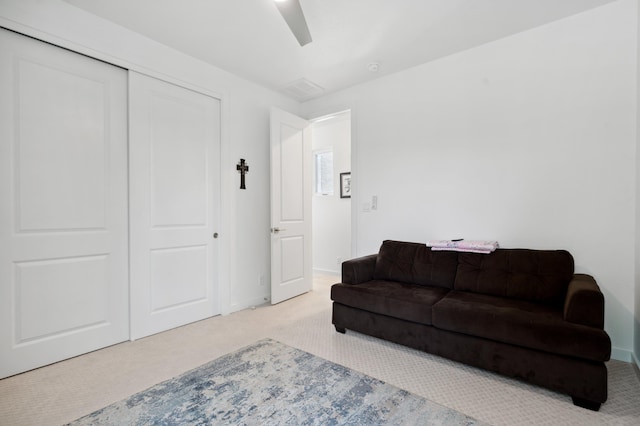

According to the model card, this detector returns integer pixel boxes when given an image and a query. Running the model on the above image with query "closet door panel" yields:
[0,29,129,379]
[16,57,107,231]
[129,72,220,340]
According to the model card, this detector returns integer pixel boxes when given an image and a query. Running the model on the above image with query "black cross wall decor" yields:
[236,158,249,189]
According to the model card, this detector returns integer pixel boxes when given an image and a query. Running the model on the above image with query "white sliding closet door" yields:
[0,29,129,378]
[129,72,220,340]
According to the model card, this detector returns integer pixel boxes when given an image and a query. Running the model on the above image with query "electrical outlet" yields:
[337,256,342,265]
[371,195,378,210]
[259,275,265,286]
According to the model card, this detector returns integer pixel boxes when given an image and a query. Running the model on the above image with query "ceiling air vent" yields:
[280,78,324,101]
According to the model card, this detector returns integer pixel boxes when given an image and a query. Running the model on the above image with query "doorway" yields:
[310,111,352,276]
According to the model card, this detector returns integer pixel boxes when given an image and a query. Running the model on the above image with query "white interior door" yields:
[0,29,129,378]
[270,108,312,304]
[129,72,220,340]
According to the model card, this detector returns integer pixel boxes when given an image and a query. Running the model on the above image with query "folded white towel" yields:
[431,247,493,254]
[427,240,461,249]
[427,239,499,253]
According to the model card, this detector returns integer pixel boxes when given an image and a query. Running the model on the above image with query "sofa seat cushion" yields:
[373,240,458,289]
[331,281,449,326]
[432,291,611,362]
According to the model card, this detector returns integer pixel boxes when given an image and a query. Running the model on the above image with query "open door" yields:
[270,108,312,304]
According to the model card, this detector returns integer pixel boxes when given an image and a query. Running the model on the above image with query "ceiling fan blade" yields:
[274,0,312,46]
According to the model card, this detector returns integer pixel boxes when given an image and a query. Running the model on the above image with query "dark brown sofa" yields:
[331,240,611,410]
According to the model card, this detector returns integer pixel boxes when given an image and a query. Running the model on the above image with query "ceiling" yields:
[64,0,617,101]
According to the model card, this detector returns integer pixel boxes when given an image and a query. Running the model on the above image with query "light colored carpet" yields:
[1,274,639,425]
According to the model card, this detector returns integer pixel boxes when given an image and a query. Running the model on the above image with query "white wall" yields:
[303,0,637,360]
[635,0,640,369]
[311,112,352,275]
[0,0,300,313]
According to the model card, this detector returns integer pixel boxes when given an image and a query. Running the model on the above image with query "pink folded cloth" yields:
[427,240,499,254]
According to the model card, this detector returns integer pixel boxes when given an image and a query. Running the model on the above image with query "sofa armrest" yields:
[342,254,377,285]
[563,274,605,328]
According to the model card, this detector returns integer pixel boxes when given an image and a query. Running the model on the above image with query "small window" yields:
[314,150,334,195]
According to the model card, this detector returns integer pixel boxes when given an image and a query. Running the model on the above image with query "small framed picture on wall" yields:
[340,172,351,198]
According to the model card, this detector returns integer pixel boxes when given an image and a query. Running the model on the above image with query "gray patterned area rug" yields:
[68,339,483,425]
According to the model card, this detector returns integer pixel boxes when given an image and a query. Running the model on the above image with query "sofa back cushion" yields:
[373,240,458,289]
[454,248,574,306]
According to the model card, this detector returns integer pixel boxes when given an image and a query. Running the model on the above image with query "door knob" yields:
[213,232,219,239]
[271,227,286,234]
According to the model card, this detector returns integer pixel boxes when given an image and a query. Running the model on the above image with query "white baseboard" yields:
[631,352,640,384]
[313,268,340,276]
[227,295,271,314]
[611,347,633,362]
